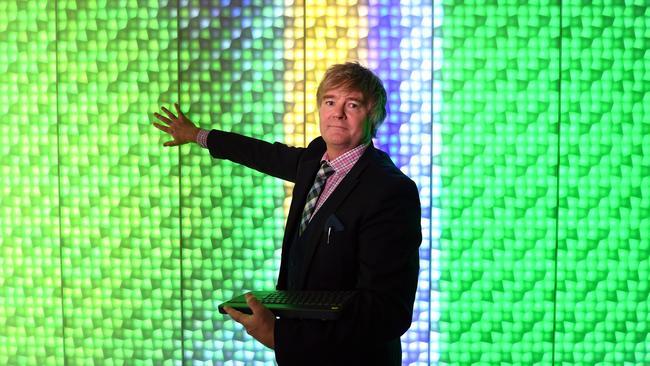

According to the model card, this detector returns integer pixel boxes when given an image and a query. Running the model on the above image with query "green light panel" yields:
[440,2,559,364]
[57,0,182,364]
[0,1,63,365]
[1,1,649,365]
[556,2,650,364]
[179,1,285,362]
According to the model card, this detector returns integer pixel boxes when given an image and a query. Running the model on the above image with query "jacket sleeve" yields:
[206,129,305,183]
[274,177,422,362]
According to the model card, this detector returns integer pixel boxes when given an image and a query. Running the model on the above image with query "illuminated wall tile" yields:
[368,1,434,364]
[180,1,285,363]
[284,0,306,149]
[440,2,559,364]
[0,1,63,365]
[57,0,182,364]
[430,3,444,364]
[556,2,650,364]
[282,0,306,217]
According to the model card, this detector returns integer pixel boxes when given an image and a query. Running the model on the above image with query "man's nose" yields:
[333,103,345,118]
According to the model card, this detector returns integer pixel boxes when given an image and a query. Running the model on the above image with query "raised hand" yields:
[152,103,200,147]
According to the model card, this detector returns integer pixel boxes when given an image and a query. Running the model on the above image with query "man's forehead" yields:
[322,87,365,100]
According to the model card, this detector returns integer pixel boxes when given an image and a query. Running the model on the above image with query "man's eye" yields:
[325,101,334,106]
[348,103,358,109]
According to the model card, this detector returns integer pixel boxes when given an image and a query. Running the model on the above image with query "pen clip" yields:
[327,226,332,244]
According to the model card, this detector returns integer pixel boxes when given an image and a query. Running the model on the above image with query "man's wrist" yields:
[196,129,210,148]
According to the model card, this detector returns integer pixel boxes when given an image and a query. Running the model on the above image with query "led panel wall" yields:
[367,1,434,364]
[180,1,286,363]
[556,2,650,364]
[57,0,182,363]
[1,0,648,365]
[439,2,559,364]
[0,2,63,364]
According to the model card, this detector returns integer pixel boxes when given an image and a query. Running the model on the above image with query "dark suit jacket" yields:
[207,130,422,366]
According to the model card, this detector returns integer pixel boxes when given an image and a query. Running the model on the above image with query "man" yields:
[153,62,421,365]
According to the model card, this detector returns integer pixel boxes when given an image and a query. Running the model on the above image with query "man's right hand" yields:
[152,103,200,147]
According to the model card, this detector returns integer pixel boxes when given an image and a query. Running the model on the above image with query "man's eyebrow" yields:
[322,94,365,103]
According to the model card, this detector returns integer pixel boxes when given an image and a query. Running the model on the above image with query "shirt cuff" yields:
[197,129,210,148]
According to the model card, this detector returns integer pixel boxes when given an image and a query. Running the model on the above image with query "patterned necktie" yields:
[298,161,335,235]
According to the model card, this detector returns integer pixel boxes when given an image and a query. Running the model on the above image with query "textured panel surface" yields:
[556,2,650,364]
[0,1,63,364]
[2,1,648,365]
[180,0,285,362]
[440,1,559,364]
[367,0,435,364]
[57,0,182,363]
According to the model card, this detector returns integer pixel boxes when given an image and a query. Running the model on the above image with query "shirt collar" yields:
[321,143,369,174]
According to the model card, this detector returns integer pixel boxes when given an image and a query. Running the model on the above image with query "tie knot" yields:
[319,161,335,178]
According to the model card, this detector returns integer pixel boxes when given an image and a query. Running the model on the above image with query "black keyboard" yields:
[218,290,357,320]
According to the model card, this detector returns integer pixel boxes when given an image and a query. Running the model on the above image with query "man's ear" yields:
[365,101,377,138]
[364,117,375,141]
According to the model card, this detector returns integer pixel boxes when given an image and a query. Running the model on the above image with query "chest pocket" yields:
[323,214,345,245]
[306,214,350,288]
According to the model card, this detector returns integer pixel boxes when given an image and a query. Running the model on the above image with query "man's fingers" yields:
[152,122,171,134]
[174,103,185,118]
[246,293,267,315]
[163,140,181,147]
[224,306,248,323]
[153,112,172,125]
[161,106,177,121]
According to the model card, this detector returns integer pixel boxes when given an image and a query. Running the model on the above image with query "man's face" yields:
[319,87,371,156]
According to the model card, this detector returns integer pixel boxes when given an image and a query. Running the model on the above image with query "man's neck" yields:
[325,142,369,161]
[325,148,348,161]
[325,141,370,161]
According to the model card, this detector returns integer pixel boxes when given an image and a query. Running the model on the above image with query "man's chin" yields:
[323,135,348,146]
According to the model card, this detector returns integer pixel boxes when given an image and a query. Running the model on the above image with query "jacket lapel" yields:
[284,158,321,243]
[293,144,375,289]
[277,143,324,289]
